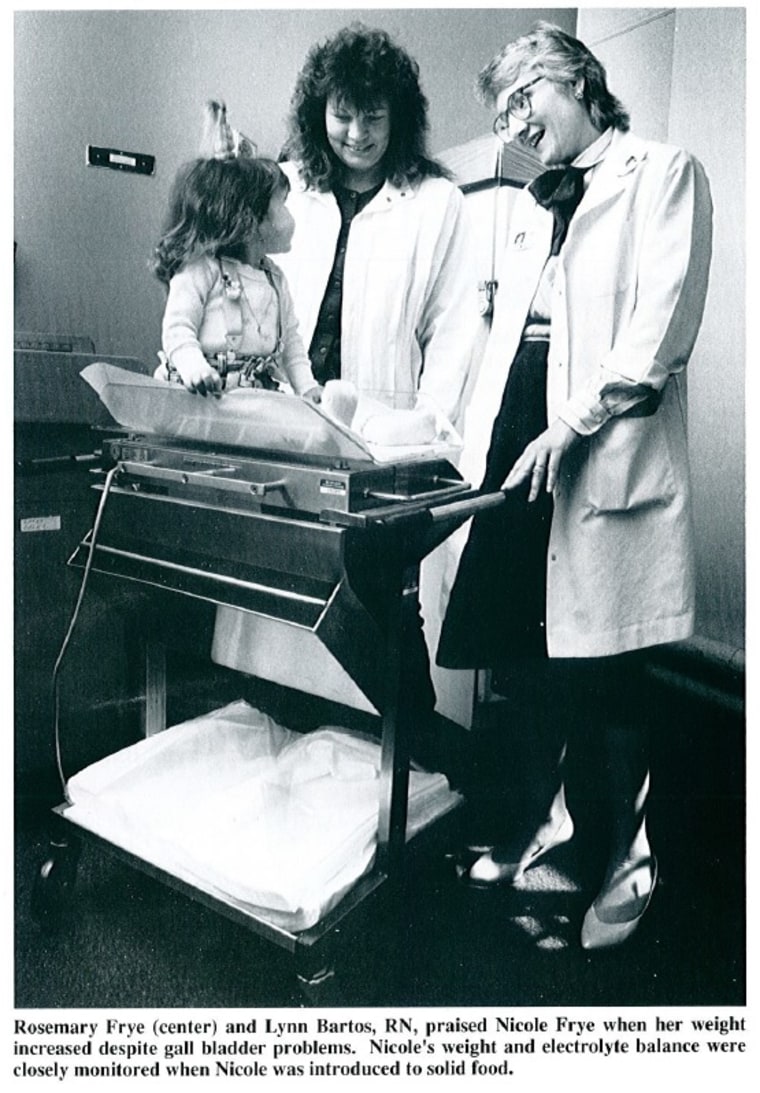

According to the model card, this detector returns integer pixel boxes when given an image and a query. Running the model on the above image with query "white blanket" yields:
[65,701,461,931]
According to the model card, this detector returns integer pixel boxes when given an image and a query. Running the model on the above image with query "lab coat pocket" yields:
[585,413,677,514]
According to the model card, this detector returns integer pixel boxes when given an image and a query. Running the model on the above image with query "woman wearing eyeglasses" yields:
[438,22,712,949]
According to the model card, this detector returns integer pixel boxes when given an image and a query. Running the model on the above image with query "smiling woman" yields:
[493,75,601,165]
[438,22,714,953]
[212,22,482,750]
[324,98,391,190]
[482,24,630,164]
[275,22,479,425]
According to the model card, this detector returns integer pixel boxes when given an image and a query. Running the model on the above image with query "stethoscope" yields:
[477,143,504,320]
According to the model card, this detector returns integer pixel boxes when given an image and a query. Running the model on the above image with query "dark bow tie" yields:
[528,165,588,256]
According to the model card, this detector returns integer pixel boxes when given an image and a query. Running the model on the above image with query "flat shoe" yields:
[465,811,574,889]
[580,856,658,951]
[451,843,494,883]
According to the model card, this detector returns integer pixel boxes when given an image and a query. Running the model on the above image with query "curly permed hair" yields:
[283,22,449,191]
[150,156,289,284]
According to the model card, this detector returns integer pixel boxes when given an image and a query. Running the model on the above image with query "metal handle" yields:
[85,540,326,606]
[119,459,287,497]
[364,478,469,505]
[247,478,288,497]
[429,489,508,523]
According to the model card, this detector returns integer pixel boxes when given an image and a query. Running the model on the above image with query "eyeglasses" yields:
[492,75,546,142]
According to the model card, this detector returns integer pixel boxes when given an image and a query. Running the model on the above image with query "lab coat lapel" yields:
[570,130,648,230]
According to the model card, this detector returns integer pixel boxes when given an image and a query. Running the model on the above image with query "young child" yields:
[151,101,321,402]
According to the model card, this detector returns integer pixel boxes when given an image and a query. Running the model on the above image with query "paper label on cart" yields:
[319,479,348,496]
[20,515,61,532]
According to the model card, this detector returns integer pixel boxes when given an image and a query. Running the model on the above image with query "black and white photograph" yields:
[11,3,749,1080]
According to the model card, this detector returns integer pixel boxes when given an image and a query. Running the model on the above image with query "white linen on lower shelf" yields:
[65,700,461,932]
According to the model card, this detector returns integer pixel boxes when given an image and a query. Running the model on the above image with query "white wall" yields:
[670,8,745,654]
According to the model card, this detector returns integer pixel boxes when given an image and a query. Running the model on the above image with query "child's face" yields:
[251,189,295,257]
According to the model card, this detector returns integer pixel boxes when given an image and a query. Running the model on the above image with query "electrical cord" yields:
[51,464,118,801]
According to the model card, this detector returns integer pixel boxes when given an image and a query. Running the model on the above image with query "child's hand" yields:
[302,385,323,404]
[176,360,224,397]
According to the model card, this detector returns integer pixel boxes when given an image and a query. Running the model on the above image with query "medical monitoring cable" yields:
[51,464,118,802]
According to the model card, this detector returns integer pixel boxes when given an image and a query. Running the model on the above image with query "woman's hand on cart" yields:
[504,418,581,502]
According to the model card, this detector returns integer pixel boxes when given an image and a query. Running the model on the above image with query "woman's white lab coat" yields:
[276,161,480,428]
[456,129,713,658]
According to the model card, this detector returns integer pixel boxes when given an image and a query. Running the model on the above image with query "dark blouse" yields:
[308,181,384,384]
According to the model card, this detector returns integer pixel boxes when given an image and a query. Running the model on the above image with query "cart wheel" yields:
[30,840,80,931]
[296,964,344,1007]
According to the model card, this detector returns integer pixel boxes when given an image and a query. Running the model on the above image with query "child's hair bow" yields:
[199,100,256,160]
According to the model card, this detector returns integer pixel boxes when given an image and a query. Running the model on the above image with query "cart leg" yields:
[143,638,167,737]
[295,962,344,1006]
[295,941,346,1007]
[376,556,420,877]
[31,833,81,931]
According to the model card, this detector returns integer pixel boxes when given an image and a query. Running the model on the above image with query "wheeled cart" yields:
[32,369,504,1002]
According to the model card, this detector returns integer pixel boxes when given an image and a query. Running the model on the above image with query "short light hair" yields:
[477,21,630,132]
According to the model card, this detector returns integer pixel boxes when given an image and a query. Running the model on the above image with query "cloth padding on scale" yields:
[65,701,460,931]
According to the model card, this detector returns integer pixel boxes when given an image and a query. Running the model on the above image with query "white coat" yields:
[276,161,480,428]
[456,129,713,658]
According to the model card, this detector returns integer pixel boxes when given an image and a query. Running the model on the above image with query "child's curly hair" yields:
[283,22,449,191]
[151,156,289,284]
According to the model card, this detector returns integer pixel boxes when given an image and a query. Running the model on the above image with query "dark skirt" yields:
[437,337,553,669]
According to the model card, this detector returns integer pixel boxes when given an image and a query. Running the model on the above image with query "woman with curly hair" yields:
[276,23,479,430]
